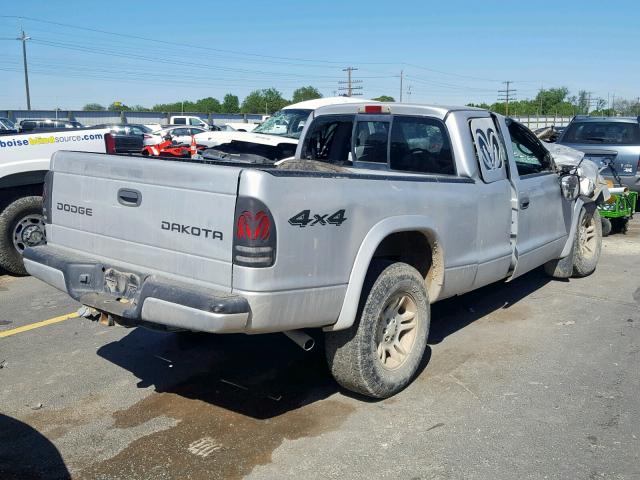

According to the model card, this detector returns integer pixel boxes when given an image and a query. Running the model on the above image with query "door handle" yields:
[520,196,530,209]
[118,188,142,207]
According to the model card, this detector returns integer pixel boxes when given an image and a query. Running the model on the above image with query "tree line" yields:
[83,86,324,114]
[83,85,638,117]
[82,86,398,114]
[468,87,640,117]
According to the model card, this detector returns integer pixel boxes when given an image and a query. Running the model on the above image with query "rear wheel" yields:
[0,196,45,275]
[325,262,430,399]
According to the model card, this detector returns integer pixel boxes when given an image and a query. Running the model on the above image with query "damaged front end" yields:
[546,142,610,203]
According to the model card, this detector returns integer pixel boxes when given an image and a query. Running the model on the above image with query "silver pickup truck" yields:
[24,103,605,398]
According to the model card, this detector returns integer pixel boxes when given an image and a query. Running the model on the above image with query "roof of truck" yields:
[283,96,373,110]
[311,102,485,119]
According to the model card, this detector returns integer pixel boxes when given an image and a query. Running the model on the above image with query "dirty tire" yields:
[601,217,612,237]
[325,262,430,399]
[276,159,347,173]
[572,207,602,277]
[0,196,44,275]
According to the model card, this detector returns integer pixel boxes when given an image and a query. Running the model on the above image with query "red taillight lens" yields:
[364,105,383,114]
[104,133,116,154]
[233,198,276,267]
[143,134,152,139]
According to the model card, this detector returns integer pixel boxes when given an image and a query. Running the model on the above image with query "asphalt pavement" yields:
[1,220,639,480]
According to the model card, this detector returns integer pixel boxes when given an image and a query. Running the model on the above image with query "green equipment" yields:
[598,159,637,236]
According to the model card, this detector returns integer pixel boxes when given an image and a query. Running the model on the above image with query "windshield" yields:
[252,109,312,139]
[562,121,640,145]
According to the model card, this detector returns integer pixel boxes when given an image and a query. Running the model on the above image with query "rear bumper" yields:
[23,245,250,333]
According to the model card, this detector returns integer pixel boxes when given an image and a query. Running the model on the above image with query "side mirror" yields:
[560,174,580,200]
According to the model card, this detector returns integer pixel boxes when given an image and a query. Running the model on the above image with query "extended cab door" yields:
[504,119,571,279]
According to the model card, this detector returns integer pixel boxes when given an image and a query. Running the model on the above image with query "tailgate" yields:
[47,151,241,291]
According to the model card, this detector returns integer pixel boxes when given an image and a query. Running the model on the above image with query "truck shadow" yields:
[429,267,553,344]
[0,413,71,480]
[97,327,338,420]
[97,268,553,416]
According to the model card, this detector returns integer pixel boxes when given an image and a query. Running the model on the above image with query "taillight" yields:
[143,134,152,139]
[42,171,54,224]
[233,197,276,267]
[104,133,116,154]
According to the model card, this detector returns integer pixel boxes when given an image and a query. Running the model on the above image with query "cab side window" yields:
[173,118,186,125]
[507,120,551,175]
[390,116,455,175]
[301,115,354,164]
[189,118,202,126]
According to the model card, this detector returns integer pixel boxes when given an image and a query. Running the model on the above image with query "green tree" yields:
[292,86,322,103]
[372,95,395,102]
[195,97,221,112]
[221,93,240,113]
[241,88,289,114]
[83,103,105,111]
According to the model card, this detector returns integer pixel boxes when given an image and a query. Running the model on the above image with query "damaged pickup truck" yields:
[24,103,606,398]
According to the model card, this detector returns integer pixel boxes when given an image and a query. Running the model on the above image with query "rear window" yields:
[563,121,640,145]
[301,114,354,163]
[354,121,389,163]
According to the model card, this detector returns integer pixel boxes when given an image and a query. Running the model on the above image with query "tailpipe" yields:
[283,330,315,351]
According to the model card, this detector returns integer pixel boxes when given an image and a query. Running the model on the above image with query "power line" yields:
[0,15,545,84]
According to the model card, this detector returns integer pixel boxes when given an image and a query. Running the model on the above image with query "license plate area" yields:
[103,268,141,301]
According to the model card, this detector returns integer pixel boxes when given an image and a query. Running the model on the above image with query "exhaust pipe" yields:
[283,330,315,351]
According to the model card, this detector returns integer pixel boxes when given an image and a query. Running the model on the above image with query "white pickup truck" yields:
[24,103,606,398]
[194,97,367,163]
[0,127,113,274]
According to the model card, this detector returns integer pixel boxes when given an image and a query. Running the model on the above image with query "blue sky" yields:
[0,0,638,109]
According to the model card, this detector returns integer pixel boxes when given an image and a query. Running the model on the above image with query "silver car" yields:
[558,116,640,192]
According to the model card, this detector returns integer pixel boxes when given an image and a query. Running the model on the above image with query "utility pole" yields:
[399,70,403,102]
[17,29,31,110]
[406,85,412,102]
[339,67,362,97]
[498,81,516,116]
[586,91,592,114]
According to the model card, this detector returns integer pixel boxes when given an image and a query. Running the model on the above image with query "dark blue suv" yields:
[557,116,640,192]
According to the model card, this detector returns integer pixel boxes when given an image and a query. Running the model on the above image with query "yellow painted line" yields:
[0,313,78,338]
